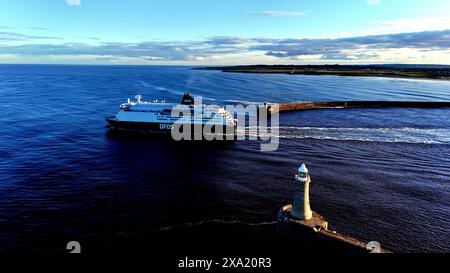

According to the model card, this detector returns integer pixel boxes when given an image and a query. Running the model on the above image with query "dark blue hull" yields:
[106,117,237,139]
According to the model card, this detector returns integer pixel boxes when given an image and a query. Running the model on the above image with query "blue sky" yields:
[1,0,450,64]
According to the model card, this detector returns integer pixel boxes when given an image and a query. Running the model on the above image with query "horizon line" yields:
[1,63,450,67]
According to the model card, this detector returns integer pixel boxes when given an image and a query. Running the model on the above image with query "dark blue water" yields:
[0,65,449,253]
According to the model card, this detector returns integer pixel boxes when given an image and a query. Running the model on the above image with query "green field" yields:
[224,69,436,79]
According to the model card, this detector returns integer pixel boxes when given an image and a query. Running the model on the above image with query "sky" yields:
[0,0,450,65]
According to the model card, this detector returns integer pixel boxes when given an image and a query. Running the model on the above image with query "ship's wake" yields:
[237,126,450,144]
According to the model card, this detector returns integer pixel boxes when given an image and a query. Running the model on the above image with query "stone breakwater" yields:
[265,101,450,113]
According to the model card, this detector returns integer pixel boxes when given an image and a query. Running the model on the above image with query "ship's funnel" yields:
[181,91,194,105]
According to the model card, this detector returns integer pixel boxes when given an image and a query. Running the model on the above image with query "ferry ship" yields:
[106,92,238,137]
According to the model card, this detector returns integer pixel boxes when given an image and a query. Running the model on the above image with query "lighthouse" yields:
[277,163,388,252]
[291,164,313,221]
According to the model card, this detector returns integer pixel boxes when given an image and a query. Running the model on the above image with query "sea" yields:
[0,64,449,254]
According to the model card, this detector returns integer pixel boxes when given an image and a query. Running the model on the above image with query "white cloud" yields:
[66,0,81,6]
[247,10,311,17]
[330,16,450,38]
[1,29,450,65]
[367,0,381,6]
[365,16,450,35]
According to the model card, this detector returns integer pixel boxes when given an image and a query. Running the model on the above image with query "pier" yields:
[266,101,450,113]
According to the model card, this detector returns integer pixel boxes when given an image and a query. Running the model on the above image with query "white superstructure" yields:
[106,93,237,133]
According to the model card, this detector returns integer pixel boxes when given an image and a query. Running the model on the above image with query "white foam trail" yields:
[237,126,450,144]
[224,99,262,105]
[156,219,277,232]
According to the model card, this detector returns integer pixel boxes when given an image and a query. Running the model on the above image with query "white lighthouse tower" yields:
[291,164,313,221]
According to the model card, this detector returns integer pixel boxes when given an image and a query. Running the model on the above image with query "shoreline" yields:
[224,70,450,82]
[196,65,450,81]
